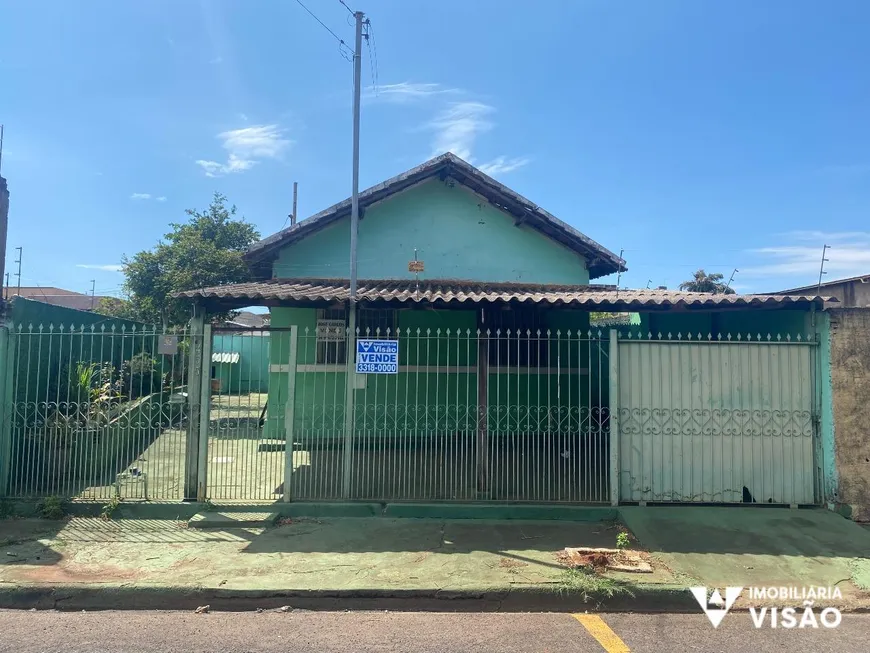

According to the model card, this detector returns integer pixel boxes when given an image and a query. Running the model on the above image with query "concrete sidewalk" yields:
[0,507,868,612]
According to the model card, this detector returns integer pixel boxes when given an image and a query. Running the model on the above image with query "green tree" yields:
[100,193,260,326]
[679,269,736,294]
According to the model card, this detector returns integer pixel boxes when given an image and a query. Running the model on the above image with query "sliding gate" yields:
[615,332,819,505]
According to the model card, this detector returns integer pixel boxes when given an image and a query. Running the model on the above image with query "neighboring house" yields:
[180,153,832,507]
[210,312,271,394]
[776,274,870,520]
[777,274,870,308]
[7,286,112,311]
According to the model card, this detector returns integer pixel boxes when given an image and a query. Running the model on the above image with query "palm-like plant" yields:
[679,269,736,294]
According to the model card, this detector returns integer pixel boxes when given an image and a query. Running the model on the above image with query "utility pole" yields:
[90,280,96,310]
[726,268,739,291]
[13,247,21,297]
[342,9,365,498]
[291,181,298,227]
[817,244,830,294]
[0,178,8,310]
[0,126,8,312]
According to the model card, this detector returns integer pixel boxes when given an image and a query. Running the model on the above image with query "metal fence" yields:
[278,326,610,503]
[205,329,277,501]
[614,331,819,505]
[0,323,197,501]
[0,321,822,507]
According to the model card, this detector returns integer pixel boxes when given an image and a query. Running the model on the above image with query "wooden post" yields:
[476,330,489,497]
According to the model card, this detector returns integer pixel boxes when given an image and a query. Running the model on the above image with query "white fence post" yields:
[609,328,620,507]
[0,325,13,496]
[184,312,205,501]
[283,325,298,502]
[196,323,212,502]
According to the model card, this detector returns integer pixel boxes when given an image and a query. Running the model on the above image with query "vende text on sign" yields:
[356,339,399,374]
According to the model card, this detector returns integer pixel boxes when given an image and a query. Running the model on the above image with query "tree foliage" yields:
[679,269,736,294]
[100,193,260,326]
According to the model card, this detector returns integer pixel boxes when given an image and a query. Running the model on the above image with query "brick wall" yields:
[829,308,870,520]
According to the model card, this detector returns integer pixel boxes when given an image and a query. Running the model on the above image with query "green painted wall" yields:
[7,298,154,409]
[644,310,811,339]
[273,179,590,284]
[211,333,269,394]
[816,310,837,504]
[10,297,146,332]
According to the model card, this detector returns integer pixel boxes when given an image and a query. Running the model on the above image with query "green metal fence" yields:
[1,323,196,501]
[615,331,820,505]
[1,321,819,506]
[269,326,611,504]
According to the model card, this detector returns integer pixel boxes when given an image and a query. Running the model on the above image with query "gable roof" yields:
[245,152,626,280]
[776,273,870,294]
[11,287,112,311]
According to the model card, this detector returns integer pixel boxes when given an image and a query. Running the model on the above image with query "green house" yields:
[182,153,830,506]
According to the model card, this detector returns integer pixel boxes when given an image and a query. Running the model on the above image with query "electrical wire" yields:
[293,0,354,57]
[338,0,354,15]
[364,19,379,95]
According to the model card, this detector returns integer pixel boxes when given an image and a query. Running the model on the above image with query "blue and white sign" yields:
[356,339,399,374]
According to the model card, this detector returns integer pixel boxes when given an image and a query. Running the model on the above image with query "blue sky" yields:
[1,0,869,297]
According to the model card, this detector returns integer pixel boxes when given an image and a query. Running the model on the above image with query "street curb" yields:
[0,583,700,613]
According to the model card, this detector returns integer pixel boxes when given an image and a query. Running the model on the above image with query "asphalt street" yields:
[0,609,866,652]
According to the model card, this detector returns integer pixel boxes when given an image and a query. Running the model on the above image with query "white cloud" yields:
[367,82,460,103]
[428,101,494,161]
[479,156,530,176]
[131,192,168,201]
[196,124,291,177]
[76,264,124,272]
[742,231,870,280]
[195,160,224,176]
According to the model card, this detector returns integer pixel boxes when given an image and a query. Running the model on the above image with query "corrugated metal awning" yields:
[212,352,241,364]
[179,279,832,311]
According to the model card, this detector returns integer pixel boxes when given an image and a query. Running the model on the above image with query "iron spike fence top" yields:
[614,330,819,344]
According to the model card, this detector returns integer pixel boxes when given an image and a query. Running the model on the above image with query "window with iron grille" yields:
[315,307,398,365]
[483,306,549,367]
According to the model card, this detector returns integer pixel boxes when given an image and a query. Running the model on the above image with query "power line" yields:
[338,0,354,15]
[294,0,354,58]
[364,19,378,95]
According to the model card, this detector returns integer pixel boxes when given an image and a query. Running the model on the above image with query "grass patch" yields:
[36,496,66,520]
[558,567,636,602]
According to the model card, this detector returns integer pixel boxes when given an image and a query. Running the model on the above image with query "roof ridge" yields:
[244,153,626,280]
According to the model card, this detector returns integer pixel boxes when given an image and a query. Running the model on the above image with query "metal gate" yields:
[280,326,611,504]
[0,322,198,501]
[614,332,818,505]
